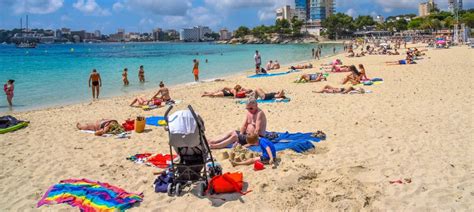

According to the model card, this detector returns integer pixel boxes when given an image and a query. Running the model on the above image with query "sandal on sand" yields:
[389,179,403,184]
[311,130,326,140]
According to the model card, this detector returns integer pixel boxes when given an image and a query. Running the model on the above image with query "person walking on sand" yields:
[88,69,102,99]
[138,65,145,83]
[122,68,129,86]
[3,79,14,108]
[254,50,261,69]
[193,59,199,82]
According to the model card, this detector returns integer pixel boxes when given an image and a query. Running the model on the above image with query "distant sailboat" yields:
[16,15,37,48]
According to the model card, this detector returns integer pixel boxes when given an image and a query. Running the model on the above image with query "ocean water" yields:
[0,42,342,112]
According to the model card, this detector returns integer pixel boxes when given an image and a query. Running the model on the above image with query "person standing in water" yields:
[254,50,261,69]
[138,65,145,83]
[3,79,14,108]
[333,46,336,54]
[193,59,199,82]
[122,68,129,86]
[88,69,102,99]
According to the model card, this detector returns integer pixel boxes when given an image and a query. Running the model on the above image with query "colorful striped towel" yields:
[37,179,143,211]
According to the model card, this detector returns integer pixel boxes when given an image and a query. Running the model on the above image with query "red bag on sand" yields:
[153,99,162,106]
[235,91,246,99]
[122,120,135,131]
[207,172,251,195]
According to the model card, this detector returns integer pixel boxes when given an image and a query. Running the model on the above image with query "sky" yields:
[0,0,472,34]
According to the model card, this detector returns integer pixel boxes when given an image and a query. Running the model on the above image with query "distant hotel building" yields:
[180,26,212,42]
[419,0,437,17]
[448,0,463,13]
[219,28,232,40]
[276,5,294,21]
[374,15,384,24]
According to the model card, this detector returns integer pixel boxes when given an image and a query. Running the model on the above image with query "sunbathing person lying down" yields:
[297,73,326,83]
[385,57,416,65]
[313,85,365,94]
[202,85,252,98]
[322,65,351,72]
[290,63,313,70]
[76,119,122,136]
[252,88,286,100]
[321,59,342,66]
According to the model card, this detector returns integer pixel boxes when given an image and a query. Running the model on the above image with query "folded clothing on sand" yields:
[236,98,291,104]
[0,115,28,134]
[37,178,143,211]
[127,153,176,168]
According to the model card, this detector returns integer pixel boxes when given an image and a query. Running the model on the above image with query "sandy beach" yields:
[1,45,473,211]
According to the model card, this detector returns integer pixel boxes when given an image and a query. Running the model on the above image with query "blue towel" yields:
[228,132,322,153]
[248,71,289,78]
[146,116,165,126]
[236,98,291,104]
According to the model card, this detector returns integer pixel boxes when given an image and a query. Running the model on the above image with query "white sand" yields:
[1,45,473,211]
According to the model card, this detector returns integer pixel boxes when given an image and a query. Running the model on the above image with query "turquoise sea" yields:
[0,42,342,112]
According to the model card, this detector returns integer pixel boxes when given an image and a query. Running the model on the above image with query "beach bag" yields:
[235,91,246,98]
[153,99,162,106]
[153,172,174,193]
[207,172,250,195]
[135,116,146,133]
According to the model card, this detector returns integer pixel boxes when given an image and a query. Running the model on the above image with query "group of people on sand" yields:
[254,50,281,74]
[202,85,286,101]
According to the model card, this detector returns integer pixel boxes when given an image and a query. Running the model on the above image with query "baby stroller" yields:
[164,105,221,196]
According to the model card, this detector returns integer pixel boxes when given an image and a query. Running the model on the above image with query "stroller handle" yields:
[164,105,174,121]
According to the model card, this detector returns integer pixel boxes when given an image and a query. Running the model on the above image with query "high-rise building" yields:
[153,28,164,41]
[448,0,462,13]
[180,26,212,42]
[94,30,101,38]
[295,0,311,21]
[276,5,293,20]
[419,0,437,17]
[309,0,335,22]
[219,28,232,40]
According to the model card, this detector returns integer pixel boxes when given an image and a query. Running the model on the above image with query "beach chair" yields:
[163,105,221,196]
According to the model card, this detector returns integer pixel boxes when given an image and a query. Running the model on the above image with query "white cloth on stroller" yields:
[168,110,197,135]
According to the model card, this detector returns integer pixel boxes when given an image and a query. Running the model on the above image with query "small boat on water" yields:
[16,42,37,48]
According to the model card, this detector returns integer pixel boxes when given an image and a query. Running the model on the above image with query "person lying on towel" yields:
[297,73,326,83]
[76,119,123,136]
[251,88,286,100]
[313,85,365,94]
[231,133,276,166]
[208,98,267,149]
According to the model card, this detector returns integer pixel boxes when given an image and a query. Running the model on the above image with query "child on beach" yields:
[193,59,199,82]
[4,79,14,108]
[122,68,129,85]
[231,133,276,166]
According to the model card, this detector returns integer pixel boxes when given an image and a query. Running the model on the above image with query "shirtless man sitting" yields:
[208,98,267,149]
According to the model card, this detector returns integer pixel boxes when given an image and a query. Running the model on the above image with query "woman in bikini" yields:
[122,68,129,85]
[342,65,362,85]
[76,119,120,136]
[313,85,364,94]
[358,64,369,81]
[202,85,250,98]
[4,79,14,108]
[297,73,326,83]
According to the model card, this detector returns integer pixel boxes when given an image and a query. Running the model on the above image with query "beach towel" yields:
[80,130,130,139]
[228,132,322,153]
[248,71,296,79]
[37,178,143,211]
[145,116,166,126]
[236,98,291,104]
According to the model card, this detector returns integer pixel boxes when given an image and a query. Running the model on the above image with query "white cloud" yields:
[125,0,192,16]
[9,0,64,14]
[139,18,154,26]
[112,2,124,12]
[346,8,357,17]
[73,0,111,16]
[60,14,71,21]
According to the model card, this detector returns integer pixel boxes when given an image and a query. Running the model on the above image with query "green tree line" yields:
[234,17,305,40]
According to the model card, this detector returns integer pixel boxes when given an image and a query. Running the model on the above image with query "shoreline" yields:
[2,49,344,115]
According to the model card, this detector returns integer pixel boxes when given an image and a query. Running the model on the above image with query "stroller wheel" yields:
[175,183,182,196]
[167,183,174,196]
[198,182,206,197]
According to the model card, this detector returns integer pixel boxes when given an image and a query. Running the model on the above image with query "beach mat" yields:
[248,70,299,79]
[236,98,291,104]
[228,132,323,153]
[37,178,143,211]
[145,116,166,126]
